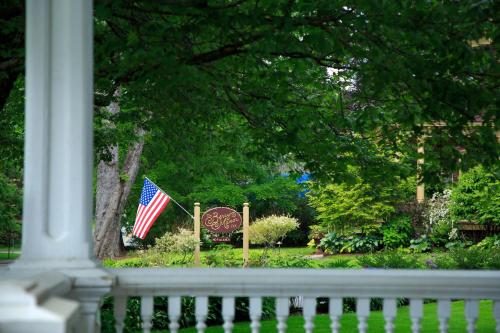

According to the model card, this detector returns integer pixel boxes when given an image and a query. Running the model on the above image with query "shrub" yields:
[423,189,457,246]
[317,259,353,269]
[205,244,241,267]
[475,235,500,249]
[432,247,500,270]
[356,250,421,269]
[409,235,432,253]
[103,257,146,268]
[431,253,457,269]
[318,232,344,254]
[154,228,199,259]
[341,235,381,253]
[444,240,472,250]
[249,215,299,247]
[308,224,328,243]
[450,165,500,226]
[448,248,492,269]
[381,215,413,249]
[0,173,21,249]
[307,181,394,234]
[319,232,380,254]
[267,255,313,268]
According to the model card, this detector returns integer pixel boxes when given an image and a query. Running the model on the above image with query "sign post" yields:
[194,202,201,267]
[243,202,249,267]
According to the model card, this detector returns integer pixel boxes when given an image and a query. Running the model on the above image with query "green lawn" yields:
[172,300,495,333]
[0,252,20,260]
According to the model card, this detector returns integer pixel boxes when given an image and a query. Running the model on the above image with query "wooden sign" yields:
[212,236,231,242]
[202,207,242,233]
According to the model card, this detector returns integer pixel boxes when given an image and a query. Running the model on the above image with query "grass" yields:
[0,245,20,260]
[171,300,495,333]
[0,245,21,251]
[0,252,20,260]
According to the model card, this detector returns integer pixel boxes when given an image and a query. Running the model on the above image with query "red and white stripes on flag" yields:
[132,178,170,239]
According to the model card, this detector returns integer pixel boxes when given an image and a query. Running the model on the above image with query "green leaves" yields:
[450,164,500,225]
[307,180,395,234]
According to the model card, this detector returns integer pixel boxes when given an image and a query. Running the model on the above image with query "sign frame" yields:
[201,207,242,234]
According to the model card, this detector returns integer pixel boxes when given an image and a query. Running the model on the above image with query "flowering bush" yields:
[423,189,457,245]
[425,189,452,232]
[249,215,299,247]
[154,228,199,259]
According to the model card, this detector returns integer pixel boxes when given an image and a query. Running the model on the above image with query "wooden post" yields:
[417,143,425,203]
[243,202,249,267]
[194,202,201,267]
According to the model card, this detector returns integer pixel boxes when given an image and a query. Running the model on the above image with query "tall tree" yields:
[1,1,497,258]
[90,0,498,257]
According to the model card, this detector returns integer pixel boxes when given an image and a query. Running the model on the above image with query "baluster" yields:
[410,299,423,333]
[464,300,479,333]
[356,298,370,333]
[383,299,397,333]
[329,298,343,333]
[303,297,316,333]
[195,296,208,333]
[249,297,262,333]
[114,295,127,333]
[222,297,235,333]
[438,299,451,333]
[494,300,500,333]
[276,297,289,333]
[168,296,182,333]
[141,296,154,333]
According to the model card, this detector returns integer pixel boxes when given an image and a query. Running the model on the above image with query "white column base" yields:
[9,258,100,271]
[0,272,80,333]
[3,267,114,333]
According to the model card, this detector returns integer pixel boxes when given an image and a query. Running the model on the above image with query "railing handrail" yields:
[108,268,500,300]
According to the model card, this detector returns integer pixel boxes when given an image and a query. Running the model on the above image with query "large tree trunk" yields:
[93,94,145,259]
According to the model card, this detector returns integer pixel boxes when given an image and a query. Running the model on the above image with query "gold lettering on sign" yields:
[204,212,240,231]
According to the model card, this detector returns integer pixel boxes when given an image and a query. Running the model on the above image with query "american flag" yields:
[132,178,170,239]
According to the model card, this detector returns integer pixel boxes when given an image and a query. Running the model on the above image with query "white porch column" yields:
[7,2,114,332]
[16,0,95,268]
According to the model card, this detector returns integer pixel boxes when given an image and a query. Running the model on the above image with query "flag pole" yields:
[144,177,194,220]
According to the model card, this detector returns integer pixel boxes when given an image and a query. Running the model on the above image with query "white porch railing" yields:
[108,268,500,333]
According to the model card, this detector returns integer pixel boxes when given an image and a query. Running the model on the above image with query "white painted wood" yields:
[249,297,262,333]
[464,300,479,333]
[303,297,316,333]
[108,268,500,300]
[329,298,343,333]
[494,300,500,333]
[0,273,79,332]
[410,299,423,333]
[437,299,451,333]
[222,297,235,333]
[168,296,182,333]
[18,0,95,268]
[356,298,370,333]
[276,297,289,333]
[113,295,127,333]
[383,298,397,333]
[195,296,208,333]
[106,269,500,333]
[141,296,154,333]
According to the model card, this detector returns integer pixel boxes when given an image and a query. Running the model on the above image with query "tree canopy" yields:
[92,0,498,181]
[0,0,498,255]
